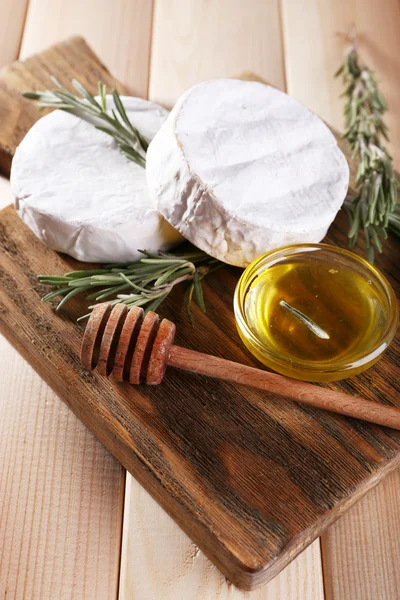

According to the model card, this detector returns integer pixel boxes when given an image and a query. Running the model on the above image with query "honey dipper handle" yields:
[167,346,400,430]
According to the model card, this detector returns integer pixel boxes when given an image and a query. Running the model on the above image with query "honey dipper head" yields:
[81,304,176,385]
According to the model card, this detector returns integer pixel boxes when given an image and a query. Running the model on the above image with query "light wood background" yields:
[0,0,399,598]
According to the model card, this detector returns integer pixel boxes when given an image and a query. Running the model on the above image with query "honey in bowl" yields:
[234,244,398,381]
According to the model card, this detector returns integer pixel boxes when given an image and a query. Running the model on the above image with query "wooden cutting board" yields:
[0,37,399,591]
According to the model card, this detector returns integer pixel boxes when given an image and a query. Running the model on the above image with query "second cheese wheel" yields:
[146,79,349,267]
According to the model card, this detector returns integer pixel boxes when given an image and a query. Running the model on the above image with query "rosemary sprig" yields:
[24,77,148,168]
[336,37,399,261]
[38,250,221,322]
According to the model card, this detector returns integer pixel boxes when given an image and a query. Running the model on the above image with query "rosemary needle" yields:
[280,300,330,340]
[38,249,221,323]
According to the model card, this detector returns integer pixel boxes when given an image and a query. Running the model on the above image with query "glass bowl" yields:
[234,244,398,382]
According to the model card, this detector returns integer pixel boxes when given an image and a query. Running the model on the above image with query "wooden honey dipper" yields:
[81,304,400,430]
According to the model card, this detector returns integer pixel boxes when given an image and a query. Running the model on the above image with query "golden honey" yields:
[234,244,398,381]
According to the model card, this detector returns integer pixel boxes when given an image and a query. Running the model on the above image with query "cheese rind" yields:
[146,79,350,266]
[11,96,183,262]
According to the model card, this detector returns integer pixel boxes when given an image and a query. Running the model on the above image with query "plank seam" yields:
[16,0,32,60]
[320,534,329,600]
[116,469,127,600]
[146,0,156,100]
[277,0,288,91]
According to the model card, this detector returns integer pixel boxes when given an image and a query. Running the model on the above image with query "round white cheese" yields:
[146,79,350,267]
[11,96,183,262]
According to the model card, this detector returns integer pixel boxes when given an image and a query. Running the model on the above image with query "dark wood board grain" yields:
[0,38,400,590]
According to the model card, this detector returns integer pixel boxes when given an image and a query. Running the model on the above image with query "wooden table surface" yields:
[0,1,399,598]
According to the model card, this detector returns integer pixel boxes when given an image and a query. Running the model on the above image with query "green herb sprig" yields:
[336,38,399,261]
[38,250,221,323]
[24,77,148,168]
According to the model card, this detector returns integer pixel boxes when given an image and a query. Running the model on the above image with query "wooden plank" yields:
[281,3,400,596]
[19,0,153,97]
[133,5,315,587]
[280,0,400,169]
[142,4,320,592]
[149,0,286,108]
[140,9,303,591]
[0,36,128,178]
[0,333,124,599]
[119,478,324,599]
[0,176,124,597]
[0,35,149,598]
[0,0,28,67]
[321,470,400,600]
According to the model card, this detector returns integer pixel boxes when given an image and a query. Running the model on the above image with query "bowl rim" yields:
[233,243,399,375]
